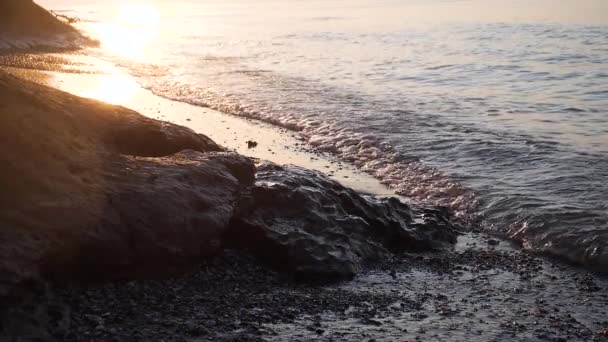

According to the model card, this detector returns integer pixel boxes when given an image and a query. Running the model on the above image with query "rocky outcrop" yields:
[0,71,252,295]
[227,163,458,280]
[0,0,95,52]
[42,151,255,281]
[0,0,74,35]
[0,69,459,300]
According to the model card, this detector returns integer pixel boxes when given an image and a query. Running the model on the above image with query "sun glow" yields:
[117,3,160,28]
[94,2,160,59]
[80,74,139,104]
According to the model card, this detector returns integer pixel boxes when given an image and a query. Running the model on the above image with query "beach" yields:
[2,37,607,342]
[1,1,607,341]
[32,0,608,269]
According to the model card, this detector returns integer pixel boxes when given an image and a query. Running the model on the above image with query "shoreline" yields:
[1,52,607,342]
[0,3,607,340]
[5,52,607,273]
[4,56,396,198]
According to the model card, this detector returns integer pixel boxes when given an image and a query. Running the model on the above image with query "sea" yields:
[38,0,608,270]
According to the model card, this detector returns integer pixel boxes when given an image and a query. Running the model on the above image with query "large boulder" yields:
[0,69,459,293]
[41,151,255,281]
[0,72,253,294]
[227,163,459,281]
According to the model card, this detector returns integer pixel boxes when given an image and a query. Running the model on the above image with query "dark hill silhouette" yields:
[0,0,77,35]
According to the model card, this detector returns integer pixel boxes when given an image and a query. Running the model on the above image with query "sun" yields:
[92,2,161,59]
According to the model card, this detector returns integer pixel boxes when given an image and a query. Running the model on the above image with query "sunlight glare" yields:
[117,3,160,28]
[80,75,139,104]
[94,2,160,59]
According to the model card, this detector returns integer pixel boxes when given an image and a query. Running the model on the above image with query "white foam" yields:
[141,81,479,221]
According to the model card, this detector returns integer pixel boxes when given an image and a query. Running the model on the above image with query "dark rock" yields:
[0,72,254,291]
[45,151,255,281]
[0,0,76,35]
[389,269,397,279]
[0,0,97,52]
[361,318,383,326]
[576,275,601,292]
[246,140,258,149]
[226,163,458,281]
[487,239,500,246]
[107,119,221,157]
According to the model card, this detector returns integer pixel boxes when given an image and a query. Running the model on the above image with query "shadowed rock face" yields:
[227,163,459,280]
[0,72,252,294]
[43,151,255,281]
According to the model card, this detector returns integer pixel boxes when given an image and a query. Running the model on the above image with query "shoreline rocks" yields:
[228,162,458,281]
[0,71,248,291]
[0,71,458,294]
[0,3,606,341]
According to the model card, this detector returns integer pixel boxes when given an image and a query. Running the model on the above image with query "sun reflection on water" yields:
[80,74,139,104]
[93,2,160,59]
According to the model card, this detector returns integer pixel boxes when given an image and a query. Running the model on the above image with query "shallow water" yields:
[38,0,608,269]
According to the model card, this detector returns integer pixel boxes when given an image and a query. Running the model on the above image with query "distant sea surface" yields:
[40,0,608,269]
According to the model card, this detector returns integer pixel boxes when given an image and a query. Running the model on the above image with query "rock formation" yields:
[0,72,252,295]
[0,0,95,51]
[227,162,458,280]
[0,70,459,302]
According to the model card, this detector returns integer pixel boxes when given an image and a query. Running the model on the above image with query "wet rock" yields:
[226,163,458,281]
[576,274,602,292]
[47,151,255,281]
[361,318,383,326]
[487,239,500,246]
[0,72,254,292]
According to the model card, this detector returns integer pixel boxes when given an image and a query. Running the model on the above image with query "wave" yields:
[110,57,608,272]
[147,78,608,271]
[135,77,479,224]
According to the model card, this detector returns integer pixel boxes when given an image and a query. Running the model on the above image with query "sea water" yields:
[39,0,608,268]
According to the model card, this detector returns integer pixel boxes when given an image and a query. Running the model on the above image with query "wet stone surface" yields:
[227,162,459,281]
